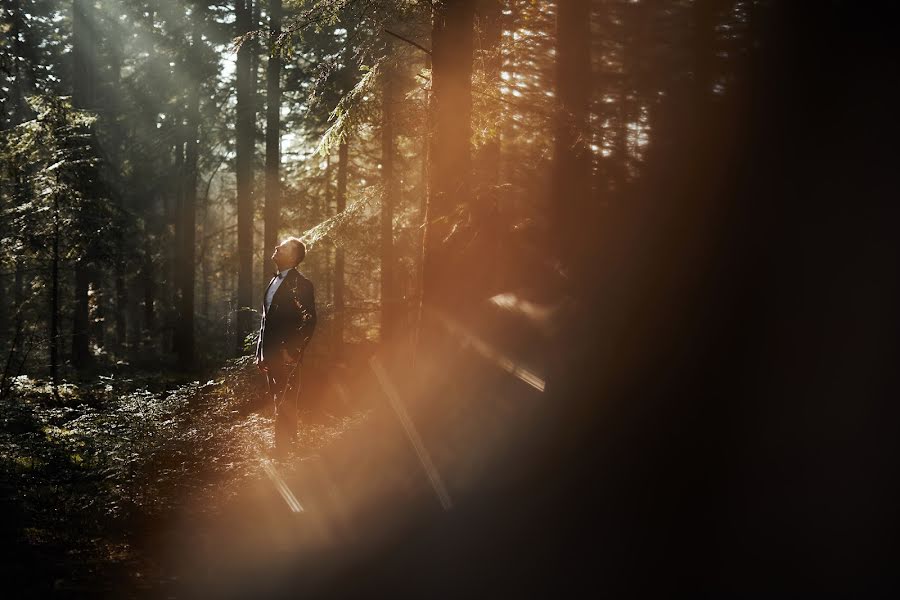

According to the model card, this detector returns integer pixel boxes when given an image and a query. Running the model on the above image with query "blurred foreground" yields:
[0,315,551,598]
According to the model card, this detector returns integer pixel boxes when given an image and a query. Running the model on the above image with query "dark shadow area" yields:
[224,4,897,597]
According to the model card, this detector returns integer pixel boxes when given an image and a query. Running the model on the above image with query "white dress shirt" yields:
[265,268,292,311]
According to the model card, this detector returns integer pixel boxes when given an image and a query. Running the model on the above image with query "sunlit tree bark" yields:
[324,153,333,309]
[550,0,591,278]
[474,0,502,295]
[422,0,476,313]
[235,0,256,354]
[334,140,348,357]
[476,0,502,186]
[264,0,283,283]
[413,50,430,345]
[381,61,396,340]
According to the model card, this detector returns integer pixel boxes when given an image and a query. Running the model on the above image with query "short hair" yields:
[282,237,306,265]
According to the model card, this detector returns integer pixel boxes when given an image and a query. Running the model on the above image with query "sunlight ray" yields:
[369,356,453,511]
[430,310,547,393]
[262,459,305,513]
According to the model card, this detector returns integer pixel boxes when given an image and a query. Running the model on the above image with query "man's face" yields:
[272,241,296,271]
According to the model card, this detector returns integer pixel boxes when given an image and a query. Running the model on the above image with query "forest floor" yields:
[1,332,546,598]
[0,357,375,599]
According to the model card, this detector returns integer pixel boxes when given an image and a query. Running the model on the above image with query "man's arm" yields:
[256,303,266,370]
[283,276,316,360]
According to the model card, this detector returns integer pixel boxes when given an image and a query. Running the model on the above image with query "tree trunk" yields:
[251,0,263,292]
[334,141,348,358]
[550,0,591,278]
[10,0,34,121]
[381,62,395,340]
[201,252,210,324]
[476,0,502,185]
[142,246,155,347]
[90,274,105,349]
[71,0,96,369]
[177,9,202,369]
[474,0,503,295]
[324,154,333,321]
[235,0,256,354]
[497,4,518,187]
[72,263,91,368]
[72,0,96,109]
[692,0,720,126]
[51,194,60,396]
[422,0,476,313]
[264,0,282,282]
[171,126,185,354]
[115,269,126,352]
[200,164,212,324]
[107,14,127,354]
[1,257,26,397]
[0,238,6,347]
[14,258,23,339]
[413,51,431,348]
[127,275,140,350]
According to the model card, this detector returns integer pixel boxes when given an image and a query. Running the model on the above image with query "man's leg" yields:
[265,365,278,415]
[274,362,301,454]
[268,362,288,455]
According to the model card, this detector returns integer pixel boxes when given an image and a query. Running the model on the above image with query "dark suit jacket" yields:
[256,268,317,365]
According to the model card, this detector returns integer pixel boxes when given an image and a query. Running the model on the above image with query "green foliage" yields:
[0,358,368,593]
[301,182,381,250]
[0,0,66,123]
[0,94,120,263]
[314,62,381,156]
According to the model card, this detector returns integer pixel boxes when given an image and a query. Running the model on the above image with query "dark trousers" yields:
[266,361,302,452]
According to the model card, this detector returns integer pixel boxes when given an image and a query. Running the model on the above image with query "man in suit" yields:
[256,237,317,456]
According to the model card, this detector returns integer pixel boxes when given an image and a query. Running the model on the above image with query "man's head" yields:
[272,237,306,271]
